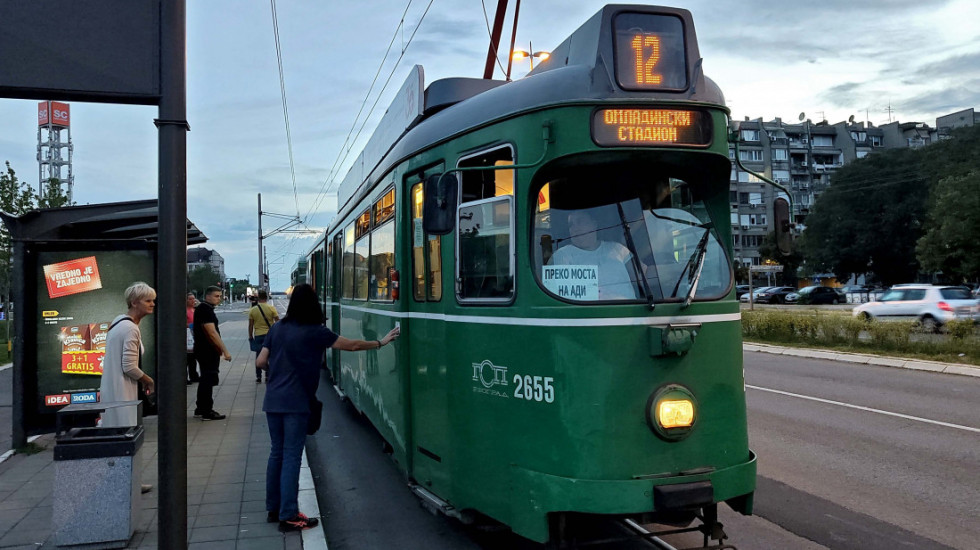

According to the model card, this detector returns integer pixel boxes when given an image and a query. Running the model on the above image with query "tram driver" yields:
[548,209,640,301]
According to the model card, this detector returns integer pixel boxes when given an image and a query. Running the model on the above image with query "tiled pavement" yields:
[0,308,325,549]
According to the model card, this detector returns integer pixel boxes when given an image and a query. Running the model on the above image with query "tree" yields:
[38,177,74,209]
[187,265,222,299]
[732,259,748,285]
[916,170,980,282]
[799,148,929,286]
[0,163,71,301]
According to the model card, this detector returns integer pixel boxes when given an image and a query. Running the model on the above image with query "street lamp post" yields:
[509,41,550,79]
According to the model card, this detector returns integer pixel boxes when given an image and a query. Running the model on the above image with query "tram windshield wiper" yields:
[669,223,713,308]
[615,202,655,309]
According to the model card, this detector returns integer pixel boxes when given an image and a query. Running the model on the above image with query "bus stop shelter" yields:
[1,199,206,438]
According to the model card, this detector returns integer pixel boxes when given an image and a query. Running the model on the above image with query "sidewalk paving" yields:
[0,312,326,549]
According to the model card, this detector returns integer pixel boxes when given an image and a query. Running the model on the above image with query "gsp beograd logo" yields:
[472,359,508,398]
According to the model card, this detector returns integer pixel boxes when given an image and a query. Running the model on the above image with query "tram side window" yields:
[457,196,514,301]
[459,146,514,203]
[342,224,355,299]
[354,210,370,300]
[411,182,443,302]
[369,189,396,301]
[325,240,333,301]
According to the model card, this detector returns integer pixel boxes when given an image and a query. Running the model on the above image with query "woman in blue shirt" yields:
[256,283,399,531]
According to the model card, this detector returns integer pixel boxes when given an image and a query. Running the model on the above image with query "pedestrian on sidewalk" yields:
[193,286,232,421]
[186,292,200,385]
[248,289,279,383]
[99,281,156,427]
[256,283,400,531]
[99,281,156,495]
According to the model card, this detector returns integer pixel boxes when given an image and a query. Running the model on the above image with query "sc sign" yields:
[37,101,70,127]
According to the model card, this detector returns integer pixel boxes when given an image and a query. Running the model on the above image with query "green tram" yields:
[303,5,757,545]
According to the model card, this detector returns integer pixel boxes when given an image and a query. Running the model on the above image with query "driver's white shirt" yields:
[550,240,636,300]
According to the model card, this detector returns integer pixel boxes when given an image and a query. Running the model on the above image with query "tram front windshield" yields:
[533,171,730,304]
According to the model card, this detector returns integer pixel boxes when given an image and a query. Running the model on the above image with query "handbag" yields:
[307,396,323,435]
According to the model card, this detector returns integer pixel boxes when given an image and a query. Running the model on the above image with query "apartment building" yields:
[727,115,938,267]
[187,246,225,280]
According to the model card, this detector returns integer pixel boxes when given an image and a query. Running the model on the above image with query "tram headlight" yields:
[646,384,698,441]
[658,399,694,428]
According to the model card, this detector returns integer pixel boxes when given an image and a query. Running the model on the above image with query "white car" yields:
[852,284,980,331]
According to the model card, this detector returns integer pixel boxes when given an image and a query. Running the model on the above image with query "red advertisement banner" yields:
[51,101,70,127]
[43,256,102,299]
[61,350,105,376]
[37,101,49,125]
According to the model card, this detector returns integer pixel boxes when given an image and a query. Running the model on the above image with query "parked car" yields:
[788,285,846,305]
[754,286,798,304]
[852,284,980,331]
[735,285,751,299]
[739,286,774,303]
[840,285,873,294]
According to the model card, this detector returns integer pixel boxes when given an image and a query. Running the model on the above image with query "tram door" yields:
[407,176,451,488]
[329,233,343,384]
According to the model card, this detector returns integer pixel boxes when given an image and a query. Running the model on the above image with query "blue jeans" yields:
[266,412,309,520]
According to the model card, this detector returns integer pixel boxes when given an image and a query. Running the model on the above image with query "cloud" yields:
[898,81,980,118]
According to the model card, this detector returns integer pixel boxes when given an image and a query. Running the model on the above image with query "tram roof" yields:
[332,4,725,228]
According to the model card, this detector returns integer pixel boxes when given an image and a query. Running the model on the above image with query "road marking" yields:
[746,385,980,433]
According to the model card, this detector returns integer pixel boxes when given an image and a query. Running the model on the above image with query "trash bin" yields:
[52,401,144,549]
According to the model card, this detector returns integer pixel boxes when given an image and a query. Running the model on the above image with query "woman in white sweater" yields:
[99,282,156,428]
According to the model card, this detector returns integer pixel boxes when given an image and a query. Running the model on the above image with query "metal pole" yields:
[258,193,264,293]
[483,0,508,79]
[504,0,520,81]
[157,0,188,548]
[11,241,26,449]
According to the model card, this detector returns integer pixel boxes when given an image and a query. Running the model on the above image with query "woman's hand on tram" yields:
[380,326,401,346]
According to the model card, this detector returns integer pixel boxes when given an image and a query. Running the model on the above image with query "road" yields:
[741,351,979,550]
[307,348,979,549]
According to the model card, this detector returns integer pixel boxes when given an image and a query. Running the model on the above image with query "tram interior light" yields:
[657,399,694,428]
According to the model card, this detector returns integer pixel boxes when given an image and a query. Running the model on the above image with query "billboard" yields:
[37,102,49,125]
[35,249,156,415]
[37,101,70,127]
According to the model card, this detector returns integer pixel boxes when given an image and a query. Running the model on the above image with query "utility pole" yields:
[257,193,264,292]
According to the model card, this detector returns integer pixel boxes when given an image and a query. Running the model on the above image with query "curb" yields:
[300,448,328,550]
[744,342,980,377]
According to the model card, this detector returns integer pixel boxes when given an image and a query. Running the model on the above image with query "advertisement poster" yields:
[35,249,156,414]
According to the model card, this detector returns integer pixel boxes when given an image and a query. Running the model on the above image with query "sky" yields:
[1,0,978,291]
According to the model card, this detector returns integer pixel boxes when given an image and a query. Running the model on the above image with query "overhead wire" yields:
[304,0,437,224]
[267,0,424,278]
[270,0,300,218]
[302,0,419,224]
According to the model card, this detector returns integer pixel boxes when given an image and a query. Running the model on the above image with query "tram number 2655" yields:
[513,375,555,403]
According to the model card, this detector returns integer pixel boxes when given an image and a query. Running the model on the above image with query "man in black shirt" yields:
[193,286,232,420]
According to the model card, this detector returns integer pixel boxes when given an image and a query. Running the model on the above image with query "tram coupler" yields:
[697,504,728,547]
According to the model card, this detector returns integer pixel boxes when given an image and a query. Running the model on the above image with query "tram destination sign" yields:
[592,108,712,147]
[612,12,688,91]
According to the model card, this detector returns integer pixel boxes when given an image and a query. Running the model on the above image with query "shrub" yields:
[741,310,978,364]
[946,319,976,340]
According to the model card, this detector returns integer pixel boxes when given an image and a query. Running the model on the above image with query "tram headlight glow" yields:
[646,384,698,441]
[657,399,694,428]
